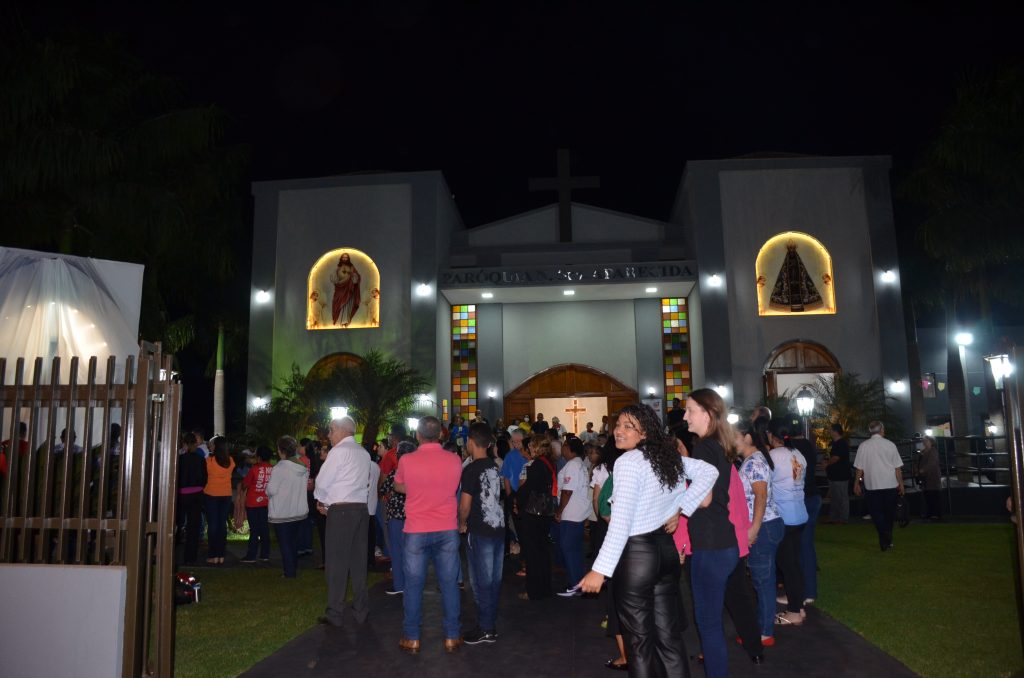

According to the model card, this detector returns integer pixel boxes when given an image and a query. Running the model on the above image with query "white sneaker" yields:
[803,598,815,606]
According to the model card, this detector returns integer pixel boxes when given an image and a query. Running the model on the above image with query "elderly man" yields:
[853,420,905,551]
[395,417,464,653]
[315,417,372,627]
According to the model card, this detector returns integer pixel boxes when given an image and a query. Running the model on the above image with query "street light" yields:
[985,354,1013,390]
[796,388,815,439]
[955,332,974,347]
[330,406,348,420]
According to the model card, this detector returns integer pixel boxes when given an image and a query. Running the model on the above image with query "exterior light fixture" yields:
[954,332,973,347]
[795,389,815,417]
[563,290,575,296]
[726,412,740,425]
[985,354,1013,389]
[647,387,656,396]
[714,384,727,397]
[252,396,268,409]
[645,287,658,293]
[330,406,348,419]
[707,274,723,288]
[415,283,432,297]
[407,417,420,432]
[880,270,897,283]
[487,388,497,398]
[481,292,494,299]
[255,289,271,304]
[891,379,906,393]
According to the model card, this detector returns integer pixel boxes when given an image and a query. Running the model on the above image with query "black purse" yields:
[522,490,557,517]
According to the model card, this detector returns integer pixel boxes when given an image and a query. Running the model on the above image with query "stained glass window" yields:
[451,304,477,418]
[661,297,692,403]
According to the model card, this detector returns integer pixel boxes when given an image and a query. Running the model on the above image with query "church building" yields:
[246,154,911,430]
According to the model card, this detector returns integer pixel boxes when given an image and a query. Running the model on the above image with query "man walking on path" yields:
[395,417,464,653]
[853,420,904,551]
[827,423,852,523]
[314,417,371,627]
[459,423,505,644]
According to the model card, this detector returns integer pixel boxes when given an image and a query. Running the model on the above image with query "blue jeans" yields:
[466,533,504,632]
[558,520,585,588]
[375,501,389,557]
[748,518,785,637]
[274,519,302,578]
[387,518,406,591]
[402,530,461,640]
[691,546,739,678]
[203,494,232,558]
[802,493,822,599]
[244,506,270,560]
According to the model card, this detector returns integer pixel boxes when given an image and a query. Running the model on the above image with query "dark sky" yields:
[20,1,1024,227]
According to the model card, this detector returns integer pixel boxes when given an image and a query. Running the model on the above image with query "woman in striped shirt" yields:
[579,403,718,677]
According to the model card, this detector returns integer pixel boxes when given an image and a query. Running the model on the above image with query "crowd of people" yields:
[170,398,922,676]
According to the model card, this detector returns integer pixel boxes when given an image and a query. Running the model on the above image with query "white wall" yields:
[0,564,126,678]
[502,300,637,389]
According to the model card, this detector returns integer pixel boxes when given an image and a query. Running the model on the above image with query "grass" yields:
[174,563,384,678]
[815,521,1024,678]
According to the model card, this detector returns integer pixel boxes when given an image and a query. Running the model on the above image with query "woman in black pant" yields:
[516,436,557,600]
[767,420,809,626]
[579,404,719,677]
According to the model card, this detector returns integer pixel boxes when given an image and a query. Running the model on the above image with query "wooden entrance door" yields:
[763,340,841,397]
[503,363,638,424]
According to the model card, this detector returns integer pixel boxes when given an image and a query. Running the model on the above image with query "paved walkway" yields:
[237,547,918,678]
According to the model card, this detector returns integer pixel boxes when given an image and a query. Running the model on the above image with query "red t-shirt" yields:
[379,447,398,478]
[243,462,273,508]
[395,442,462,533]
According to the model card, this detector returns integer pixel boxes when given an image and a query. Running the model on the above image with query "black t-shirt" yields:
[666,408,686,435]
[826,438,852,481]
[688,438,738,551]
[791,437,818,497]
[531,420,549,435]
[461,458,505,538]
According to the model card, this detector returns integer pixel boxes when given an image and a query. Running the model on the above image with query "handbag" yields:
[522,490,557,517]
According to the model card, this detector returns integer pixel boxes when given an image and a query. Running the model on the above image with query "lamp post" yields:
[796,388,815,440]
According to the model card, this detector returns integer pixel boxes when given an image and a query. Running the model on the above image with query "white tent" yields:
[0,247,144,385]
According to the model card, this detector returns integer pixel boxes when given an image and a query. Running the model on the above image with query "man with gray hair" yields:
[853,420,904,551]
[315,417,372,627]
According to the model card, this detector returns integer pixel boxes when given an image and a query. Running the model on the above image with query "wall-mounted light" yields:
[255,289,271,304]
[252,396,268,409]
[713,384,728,397]
[487,388,497,399]
[563,289,575,296]
[924,428,934,436]
[647,386,656,397]
[330,405,348,419]
[645,287,658,294]
[481,292,494,299]
[891,379,906,394]
[407,417,420,432]
[726,412,740,425]
[415,283,432,297]
[954,332,973,347]
[707,274,723,288]
[880,269,897,283]
[985,354,1013,389]
[987,424,999,435]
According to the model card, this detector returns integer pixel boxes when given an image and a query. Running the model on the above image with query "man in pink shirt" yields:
[394,417,464,654]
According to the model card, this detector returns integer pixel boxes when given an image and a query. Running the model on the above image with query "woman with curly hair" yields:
[579,403,719,677]
[683,388,742,677]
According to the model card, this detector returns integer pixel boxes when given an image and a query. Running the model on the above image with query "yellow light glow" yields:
[307,247,381,330]
[755,231,836,316]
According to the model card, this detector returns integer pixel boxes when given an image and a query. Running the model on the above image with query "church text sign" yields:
[440,261,695,288]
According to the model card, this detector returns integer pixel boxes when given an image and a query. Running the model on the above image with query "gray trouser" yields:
[829,481,849,522]
[325,504,370,624]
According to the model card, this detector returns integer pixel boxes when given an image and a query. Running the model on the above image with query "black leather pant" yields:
[612,529,690,678]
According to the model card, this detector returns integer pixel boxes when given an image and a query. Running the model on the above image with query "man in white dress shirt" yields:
[315,417,372,627]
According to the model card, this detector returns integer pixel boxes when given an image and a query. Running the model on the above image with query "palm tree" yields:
[806,373,898,438]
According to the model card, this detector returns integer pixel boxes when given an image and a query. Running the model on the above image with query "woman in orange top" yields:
[204,436,235,564]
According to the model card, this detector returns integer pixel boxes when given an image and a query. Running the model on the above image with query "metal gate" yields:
[0,343,181,677]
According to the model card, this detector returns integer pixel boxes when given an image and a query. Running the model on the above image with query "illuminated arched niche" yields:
[755,232,835,316]
[307,248,381,330]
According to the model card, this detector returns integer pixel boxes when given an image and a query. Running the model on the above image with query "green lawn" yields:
[815,521,1024,678]
[174,564,384,678]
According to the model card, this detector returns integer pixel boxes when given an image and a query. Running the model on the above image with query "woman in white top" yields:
[579,404,718,677]
[767,419,808,626]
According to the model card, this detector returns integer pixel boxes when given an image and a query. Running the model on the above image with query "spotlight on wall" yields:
[415,283,432,297]
[987,424,999,435]
[487,388,497,398]
[252,396,268,409]
[330,405,348,419]
[647,386,656,396]
[713,384,727,397]
[955,332,973,347]
[255,289,271,304]
[481,292,494,299]
[707,274,723,288]
[645,287,658,294]
[924,428,934,436]
[563,289,575,296]
[891,379,906,393]
[407,417,420,432]
[880,269,897,283]
[726,412,740,425]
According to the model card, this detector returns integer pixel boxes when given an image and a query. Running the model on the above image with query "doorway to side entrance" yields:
[504,363,638,434]
[763,340,841,399]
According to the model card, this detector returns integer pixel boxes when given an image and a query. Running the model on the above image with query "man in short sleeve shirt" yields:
[853,421,904,551]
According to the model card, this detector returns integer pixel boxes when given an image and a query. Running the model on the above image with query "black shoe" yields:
[882,543,894,552]
[463,627,492,644]
[750,653,765,664]
[317,615,342,627]
[385,587,403,595]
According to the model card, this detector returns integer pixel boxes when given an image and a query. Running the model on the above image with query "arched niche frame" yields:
[762,339,841,399]
[307,248,381,330]
[755,231,836,316]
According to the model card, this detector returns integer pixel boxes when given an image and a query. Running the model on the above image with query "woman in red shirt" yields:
[241,446,274,563]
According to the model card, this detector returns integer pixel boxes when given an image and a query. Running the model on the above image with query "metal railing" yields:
[0,344,181,677]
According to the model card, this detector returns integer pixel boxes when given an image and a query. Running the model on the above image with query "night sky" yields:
[20,2,1024,226]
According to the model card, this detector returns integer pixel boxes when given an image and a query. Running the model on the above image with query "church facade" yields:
[246,155,911,430]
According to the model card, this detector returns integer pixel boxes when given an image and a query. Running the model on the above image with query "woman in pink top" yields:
[674,434,765,665]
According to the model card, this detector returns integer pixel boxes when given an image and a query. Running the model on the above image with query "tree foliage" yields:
[803,373,902,439]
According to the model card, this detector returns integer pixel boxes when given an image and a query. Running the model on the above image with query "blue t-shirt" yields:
[499,448,527,492]
[768,446,809,526]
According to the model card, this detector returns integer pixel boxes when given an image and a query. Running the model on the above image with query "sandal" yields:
[604,658,629,671]
[517,592,530,601]
[774,613,803,626]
